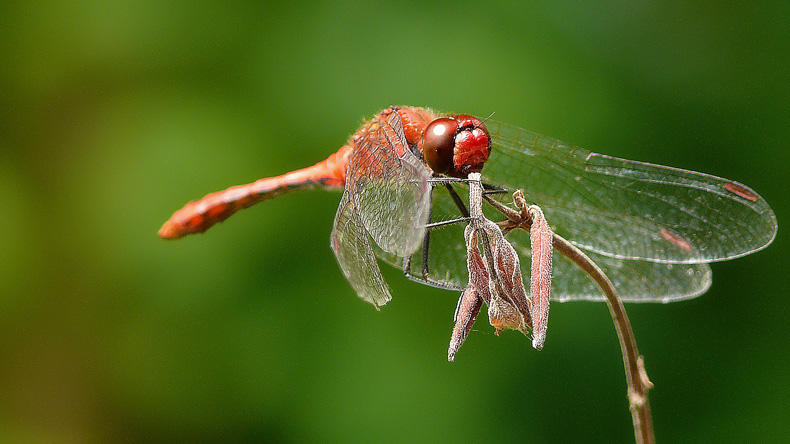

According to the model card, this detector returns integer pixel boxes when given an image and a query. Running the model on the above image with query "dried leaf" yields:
[448,173,535,360]
[448,226,488,361]
[528,205,552,350]
[481,220,531,336]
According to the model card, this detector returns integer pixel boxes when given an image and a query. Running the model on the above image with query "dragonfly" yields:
[159,105,777,325]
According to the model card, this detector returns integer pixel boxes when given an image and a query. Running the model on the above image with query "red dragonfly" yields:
[160,106,776,313]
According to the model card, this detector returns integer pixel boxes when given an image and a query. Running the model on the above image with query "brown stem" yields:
[484,195,655,444]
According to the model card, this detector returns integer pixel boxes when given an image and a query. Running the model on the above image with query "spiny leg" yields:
[421,187,433,277]
[402,181,480,290]
[445,183,470,218]
[403,186,461,290]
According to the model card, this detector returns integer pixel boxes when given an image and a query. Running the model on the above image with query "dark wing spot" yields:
[660,229,692,251]
[724,182,759,202]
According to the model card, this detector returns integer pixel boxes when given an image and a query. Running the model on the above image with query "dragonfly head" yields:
[421,115,491,177]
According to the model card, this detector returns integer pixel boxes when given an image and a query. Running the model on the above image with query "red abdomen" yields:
[159,145,351,239]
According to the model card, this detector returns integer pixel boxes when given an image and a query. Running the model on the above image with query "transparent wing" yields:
[482,121,777,264]
[330,111,432,307]
[507,229,713,303]
[348,111,431,257]
[330,191,391,308]
[376,184,713,302]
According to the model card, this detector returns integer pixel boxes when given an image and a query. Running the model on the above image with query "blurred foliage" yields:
[0,1,787,443]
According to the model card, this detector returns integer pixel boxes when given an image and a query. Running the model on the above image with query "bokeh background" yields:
[1,1,787,443]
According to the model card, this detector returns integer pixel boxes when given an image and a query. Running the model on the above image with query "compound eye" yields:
[422,118,458,174]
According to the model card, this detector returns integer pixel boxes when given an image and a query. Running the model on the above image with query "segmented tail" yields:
[159,145,351,239]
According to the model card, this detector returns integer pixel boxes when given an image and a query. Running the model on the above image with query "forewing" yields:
[348,111,431,257]
[331,191,391,308]
[505,229,713,302]
[482,121,777,264]
[378,185,713,302]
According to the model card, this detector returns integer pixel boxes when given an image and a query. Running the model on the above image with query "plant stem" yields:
[551,235,654,444]
[484,195,655,444]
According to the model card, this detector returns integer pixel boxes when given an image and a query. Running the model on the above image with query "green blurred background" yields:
[1,1,787,443]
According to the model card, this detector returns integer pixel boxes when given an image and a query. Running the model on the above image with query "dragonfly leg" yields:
[443,181,507,215]
[401,183,473,291]
[403,187,462,291]
[403,179,509,291]
[482,184,508,195]
[402,256,462,290]
[421,187,433,277]
[404,180,518,292]
[444,183,470,217]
